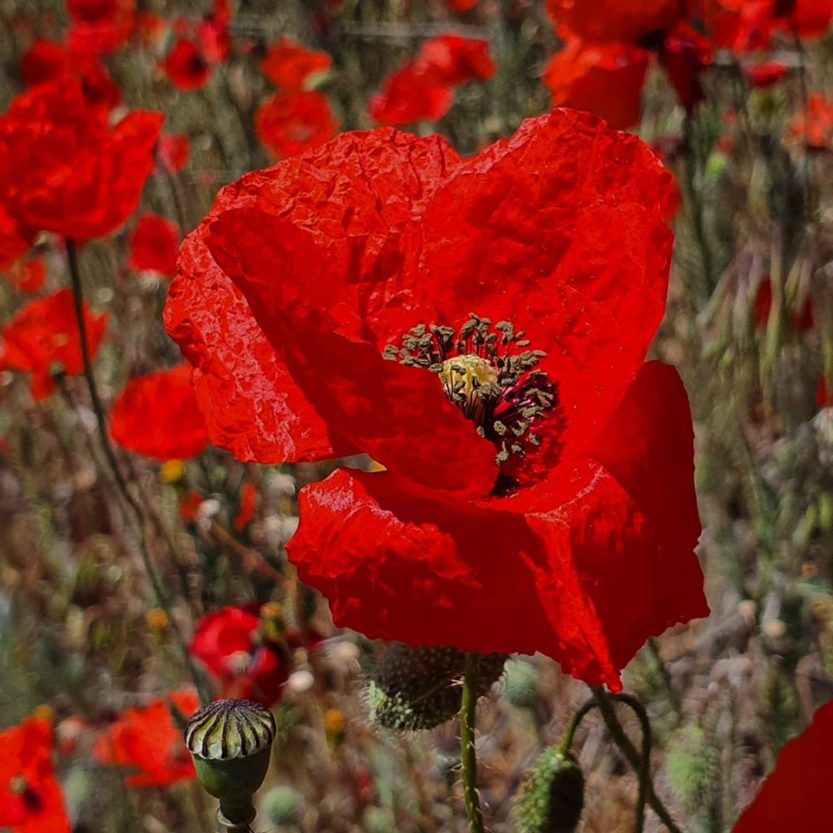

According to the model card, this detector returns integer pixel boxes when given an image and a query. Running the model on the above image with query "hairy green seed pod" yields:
[516,747,584,833]
[364,643,507,731]
[502,658,539,710]
[185,699,276,826]
[262,784,303,826]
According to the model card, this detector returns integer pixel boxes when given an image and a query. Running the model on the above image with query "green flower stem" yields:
[592,688,683,833]
[66,239,211,705]
[460,654,485,833]
[558,697,598,755]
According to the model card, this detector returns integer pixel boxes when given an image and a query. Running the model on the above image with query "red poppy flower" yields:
[0,205,32,271]
[790,93,833,151]
[166,112,707,689]
[162,39,212,91]
[129,213,179,277]
[0,77,163,242]
[744,60,788,86]
[542,40,649,129]
[660,23,712,109]
[93,691,199,787]
[157,134,190,173]
[20,39,121,112]
[0,717,70,833]
[370,64,454,126]
[1,289,107,399]
[190,605,289,706]
[447,0,478,9]
[255,91,338,159]
[733,701,833,832]
[3,258,46,294]
[261,36,332,91]
[198,0,232,65]
[234,482,258,531]
[547,0,691,43]
[417,35,496,85]
[110,364,209,460]
[67,0,135,54]
[817,375,833,407]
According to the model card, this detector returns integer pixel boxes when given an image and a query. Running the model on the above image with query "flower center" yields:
[385,313,558,464]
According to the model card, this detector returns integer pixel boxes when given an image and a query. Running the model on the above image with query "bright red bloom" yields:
[417,35,496,85]
[190,605,289,706]
[370,64,454,125]
[1,289,107,399]
[166,112,708,689]
[543,40,649,129]
[0,205,32,271]
[660,23,713,109]
[67,0,135,54]
[255,92,338,159]
[0,717,70,833]
[547,0,690,43]
[790,93,833,151]
[93,691,198,787]
[0,77,163,242]
[129,213,180,277]
[198,0,232,65]
[110,364,210,460]
[261,36,332,91]
[744,60,788,86]
[157,134,190,172]
[733,701,833,832]
[3,258,46,294]
[163,39,212,91]
[21,39,121,112]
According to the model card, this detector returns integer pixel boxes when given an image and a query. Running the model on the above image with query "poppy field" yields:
[0,0,832,831]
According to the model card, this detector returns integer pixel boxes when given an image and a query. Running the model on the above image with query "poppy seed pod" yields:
[365,643,506,731]
[185,699,276,827]
[516,747,584,833]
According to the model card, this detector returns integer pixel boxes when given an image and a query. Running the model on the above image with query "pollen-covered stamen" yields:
[384,313,558,464]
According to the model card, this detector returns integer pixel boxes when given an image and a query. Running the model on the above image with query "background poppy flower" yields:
[0,77,163,242]
[93,690,199,787]
[261,36,332,91]
[3,258,46,294]
[166,112,707,689]
[110,364,209,460]
[547,0,691,44]
[789,93,833,150]
[255,91,338,159]
[20,39,121,112]
[732,701,833,832]
[67,0,135,54]
[0,716,70,833]
[1,289,107,399]
[157,133,190,173]
[0,205,32,271]
[369,64,454,125]
[162,39,212,91]
[128,213,180,277]
[417,35,496,86]
[542,40,649,129]
[190,604,289,706]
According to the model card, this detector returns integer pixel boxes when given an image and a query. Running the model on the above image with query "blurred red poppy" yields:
[93,691,199,787]
[157,134,190,173]
[111,364,209,460]
[660,23,712,109]
[1,289,107,399]
[744,60,787,86]
[818,376,833,407]
[0,77,163,242]
[255,91,338,159]
[547,0,690,43]
[129,213,180,277]
[67,0,135,54]
[190,605,289,706]
[0,716,70,833]
[0,205,32,271]
[447,0,478,9]
[790,92,833,151]
[733,701,833,832]
[370,64,454,125]
[543,39,649,129]
[3,258,46,294]
[198,0,232,65]
[163,39,212,91]
[234,482,258,531]
[261,36,332,91]
[417,35,496,85]
[166,112,707,689]
[20,39,121,112]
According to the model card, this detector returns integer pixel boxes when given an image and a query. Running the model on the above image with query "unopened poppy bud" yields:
[323,708,347,747]
[502,658,539,710]
[185,699,276,827]
[365,643,506,731]
[516,748,584,833]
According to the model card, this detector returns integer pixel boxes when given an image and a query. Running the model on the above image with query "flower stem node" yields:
[184,699,276,825]
[516,748,585,833]
[365,643,507,731]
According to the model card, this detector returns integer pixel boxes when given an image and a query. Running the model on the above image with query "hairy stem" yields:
[460,654,485,833]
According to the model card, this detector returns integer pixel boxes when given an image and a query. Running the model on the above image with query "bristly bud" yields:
[502,658,539,711]
[185,699,276,827]
[515,747,584,833]
[364,643,507,731]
